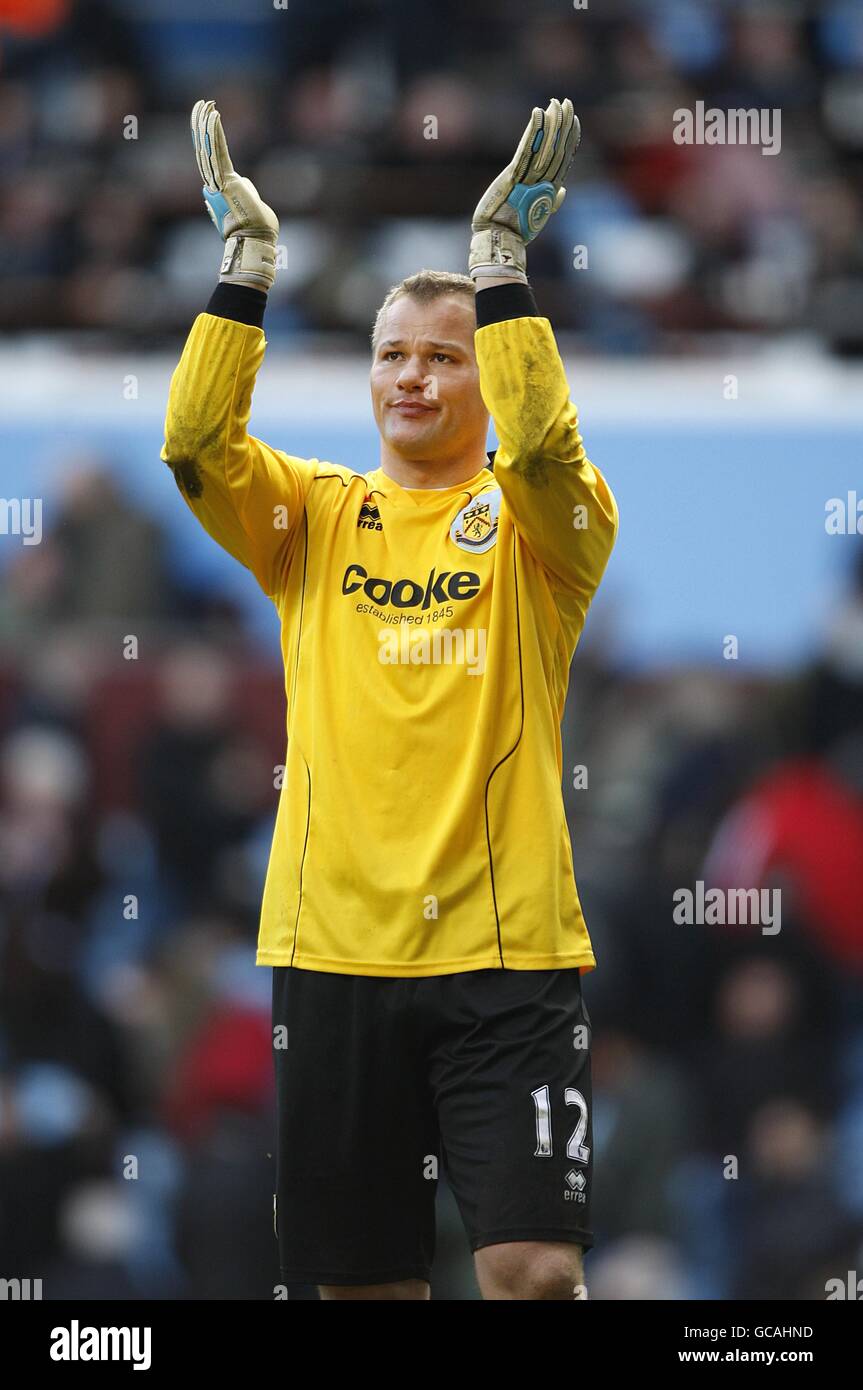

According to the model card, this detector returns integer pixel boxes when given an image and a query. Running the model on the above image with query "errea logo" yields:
[357,496,383,531]
[564,1169,587,1202]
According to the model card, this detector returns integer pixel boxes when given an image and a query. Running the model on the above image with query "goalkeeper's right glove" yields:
[190,98,279,292]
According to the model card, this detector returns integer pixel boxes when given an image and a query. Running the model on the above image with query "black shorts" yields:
[272,965,594,1286]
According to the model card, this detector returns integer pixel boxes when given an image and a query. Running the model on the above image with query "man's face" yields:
[370,293,489,464]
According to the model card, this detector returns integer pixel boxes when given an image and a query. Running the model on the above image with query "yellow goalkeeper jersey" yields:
[162,308,617,976]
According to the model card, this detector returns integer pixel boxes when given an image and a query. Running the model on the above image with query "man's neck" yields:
[378,450,490,490]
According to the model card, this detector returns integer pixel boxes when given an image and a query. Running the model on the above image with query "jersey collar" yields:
[366,455,495,508]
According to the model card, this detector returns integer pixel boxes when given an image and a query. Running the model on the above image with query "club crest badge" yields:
[450,488,501,554]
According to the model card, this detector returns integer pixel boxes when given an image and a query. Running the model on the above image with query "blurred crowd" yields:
[1,0,863,352]
[2,0,863,1304]
[0,461,862,1298]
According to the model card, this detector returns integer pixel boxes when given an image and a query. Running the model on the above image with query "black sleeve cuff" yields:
[205,283,268,329]
[474,281,539,328]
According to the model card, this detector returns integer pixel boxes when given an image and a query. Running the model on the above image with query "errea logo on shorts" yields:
[564,1168,587,1201]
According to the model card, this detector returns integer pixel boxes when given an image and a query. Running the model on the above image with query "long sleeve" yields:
[474,289,618,637]
[161,310,317,598]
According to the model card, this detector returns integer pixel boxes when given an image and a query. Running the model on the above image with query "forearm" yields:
[475,313,617,608]
[475,312,572,462]
[163,311,265,477]
[161,310,314,598]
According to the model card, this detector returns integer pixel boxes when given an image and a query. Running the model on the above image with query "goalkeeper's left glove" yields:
[468,96,581,284]
[190,98,279,292]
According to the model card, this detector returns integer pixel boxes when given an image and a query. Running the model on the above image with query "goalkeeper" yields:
[163,96,618,1300]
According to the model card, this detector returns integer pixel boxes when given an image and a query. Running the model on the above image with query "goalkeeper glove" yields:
[190,98,279,292]
[469,96,581,284]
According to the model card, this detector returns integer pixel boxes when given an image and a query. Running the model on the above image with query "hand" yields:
[468,97,581,283]
[191,98,280,292]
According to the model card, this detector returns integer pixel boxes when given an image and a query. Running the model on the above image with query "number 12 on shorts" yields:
[531,1085,590,1162]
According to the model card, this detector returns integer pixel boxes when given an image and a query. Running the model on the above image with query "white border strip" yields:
[3,349,862,428]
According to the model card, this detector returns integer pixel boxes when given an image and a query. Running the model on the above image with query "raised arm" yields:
[161,100,316,599]
[467,98,618,635]
[475,292,617,625]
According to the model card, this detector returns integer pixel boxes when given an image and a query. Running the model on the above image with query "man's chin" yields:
[386,419,441,450]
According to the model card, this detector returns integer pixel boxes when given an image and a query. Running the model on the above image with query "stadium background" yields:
[1,0,862,1300]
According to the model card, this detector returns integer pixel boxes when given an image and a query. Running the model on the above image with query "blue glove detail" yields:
[203,187,231,236]
[506,182,557,242]
[530,123,560,155]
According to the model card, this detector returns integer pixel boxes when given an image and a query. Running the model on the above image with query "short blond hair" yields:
[370,268,476,352]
